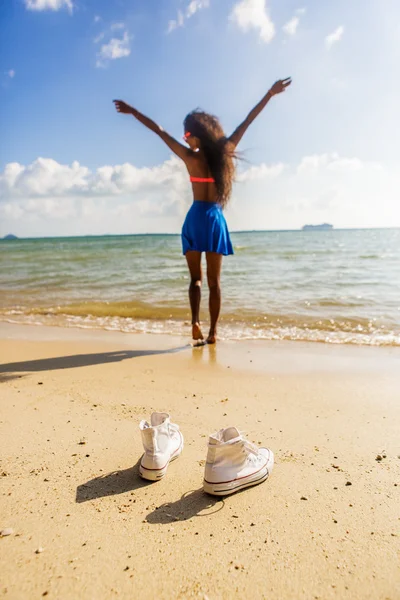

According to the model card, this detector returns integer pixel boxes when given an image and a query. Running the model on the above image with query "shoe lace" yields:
[239,437,264,465]
[243,439,261,456]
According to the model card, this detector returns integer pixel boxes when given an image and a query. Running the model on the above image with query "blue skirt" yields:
[181,201,234,256]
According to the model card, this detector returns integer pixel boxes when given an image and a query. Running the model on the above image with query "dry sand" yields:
[0,323,399,600]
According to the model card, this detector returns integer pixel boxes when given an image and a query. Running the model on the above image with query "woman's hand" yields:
[113,100,134,115]
[268,78,292,96]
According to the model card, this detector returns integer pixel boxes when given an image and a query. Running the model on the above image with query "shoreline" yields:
[1,322,399,599]
[1,321,400,376]
[0,321,400,368]
[0,323,400,381]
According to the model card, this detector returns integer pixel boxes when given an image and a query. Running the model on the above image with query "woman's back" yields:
[186,151,218,203]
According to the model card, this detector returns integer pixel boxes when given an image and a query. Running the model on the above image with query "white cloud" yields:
[297,154,367,175]
[283,16,299,36]
[325,25,344,49]
[0,158,89,198]
[237,163,285,182]
[111,22,125,31]
[230,0,275,43]
[187,0,209,18]
[296,7,306,15]
[229,153,393,231]
[0,156,188,203]
[25,0,73,13]
[94,15,101,23]
[3,153,398,236]
[167,0,209,34]
[7,70,15,79]
[96,30,131,68]
[0,157,191,235]
[167,10,185,34]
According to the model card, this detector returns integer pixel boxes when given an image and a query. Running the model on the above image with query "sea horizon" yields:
[2,225,400,241]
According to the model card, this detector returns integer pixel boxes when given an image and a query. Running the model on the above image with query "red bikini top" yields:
[184,133,215,182]
[190,177,215,183]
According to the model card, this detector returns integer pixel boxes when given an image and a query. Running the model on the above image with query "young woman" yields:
[113,77,291,344]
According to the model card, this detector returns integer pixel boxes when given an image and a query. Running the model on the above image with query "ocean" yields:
[1,229,399,346]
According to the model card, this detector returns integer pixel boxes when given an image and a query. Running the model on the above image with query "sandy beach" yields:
[0,323,399,600]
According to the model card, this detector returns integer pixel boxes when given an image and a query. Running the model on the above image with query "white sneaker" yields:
[203,427,274,496]
[139,412,183,481]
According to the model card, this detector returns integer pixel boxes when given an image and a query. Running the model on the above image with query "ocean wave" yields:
[1,310,399,347]
[0,301,391,328]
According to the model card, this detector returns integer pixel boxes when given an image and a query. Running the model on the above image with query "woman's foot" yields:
[192,322,204,341]
[207,329,217,344]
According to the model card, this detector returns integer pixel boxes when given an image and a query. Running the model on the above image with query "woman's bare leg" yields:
[185,251,203,340]
[205,252,223,344]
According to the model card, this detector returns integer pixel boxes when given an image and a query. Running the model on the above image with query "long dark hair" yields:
[184,110,236,209]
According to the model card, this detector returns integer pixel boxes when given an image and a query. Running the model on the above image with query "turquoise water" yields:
[1,229,400,345]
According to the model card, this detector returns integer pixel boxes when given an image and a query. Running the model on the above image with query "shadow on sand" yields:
[76,458,152,503]
[77,467,224,522]
[0,373,26,383]
[145,488,224,524]
[0,346,189,380]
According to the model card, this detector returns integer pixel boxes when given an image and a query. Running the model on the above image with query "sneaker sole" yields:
[139,436,183,481]
[203,453,274,496]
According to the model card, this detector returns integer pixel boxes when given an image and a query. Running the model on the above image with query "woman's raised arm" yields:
[228,78,291,148]
[113,100,191,162]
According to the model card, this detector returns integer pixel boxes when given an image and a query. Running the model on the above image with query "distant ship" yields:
[302,223,333,231]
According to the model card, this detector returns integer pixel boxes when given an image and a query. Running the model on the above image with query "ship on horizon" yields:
[302,223,333,231]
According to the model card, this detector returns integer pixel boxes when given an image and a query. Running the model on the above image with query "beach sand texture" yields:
[1,324,399,600]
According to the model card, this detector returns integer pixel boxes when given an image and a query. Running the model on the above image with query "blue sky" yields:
[1,0,399,237]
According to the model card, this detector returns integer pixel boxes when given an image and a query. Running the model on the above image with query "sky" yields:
[1,0,400,237]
